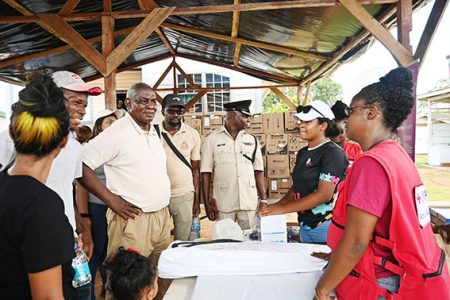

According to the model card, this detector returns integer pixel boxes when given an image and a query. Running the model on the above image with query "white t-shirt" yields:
[46,136,83,232]
[0,130,82,233]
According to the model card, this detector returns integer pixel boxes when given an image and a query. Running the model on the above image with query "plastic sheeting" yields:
[0,0,425,84]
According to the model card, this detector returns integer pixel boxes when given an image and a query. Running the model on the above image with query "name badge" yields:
[414,185,430,227]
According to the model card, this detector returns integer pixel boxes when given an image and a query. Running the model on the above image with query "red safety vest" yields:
[328,141,450,300]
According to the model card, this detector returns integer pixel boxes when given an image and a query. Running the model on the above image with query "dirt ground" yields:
[416,155,450,202]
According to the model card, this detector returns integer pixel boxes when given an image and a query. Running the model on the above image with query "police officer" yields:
[200,100,266,230]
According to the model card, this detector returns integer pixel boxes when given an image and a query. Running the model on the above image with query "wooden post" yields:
[297,84,303,106]
[172,56,177,94]
[102,15,116,110]
[397,0,412,52]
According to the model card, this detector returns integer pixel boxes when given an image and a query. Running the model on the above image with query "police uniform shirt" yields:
[201,126,264,212]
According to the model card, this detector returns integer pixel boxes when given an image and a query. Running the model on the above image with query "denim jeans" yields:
[377,275,400,299]
[75,283,92,300]
[88,203,108,299]
[300,220,331,244]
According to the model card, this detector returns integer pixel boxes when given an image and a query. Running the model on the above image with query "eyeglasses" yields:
[348,105,370,115]
[297,105,326,118]
[165,108,185,115]
[134,97,157,106]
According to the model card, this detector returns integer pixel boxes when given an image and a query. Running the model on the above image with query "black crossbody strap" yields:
[161,132,192,171]
[251,134,257,163]
[153,124,161,138]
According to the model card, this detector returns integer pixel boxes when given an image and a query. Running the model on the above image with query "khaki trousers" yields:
[219,210,257,230]
[105,207,172,300]
[169,192,194,241]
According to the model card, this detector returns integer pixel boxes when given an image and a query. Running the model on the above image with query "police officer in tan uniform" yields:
[201,100,266,230]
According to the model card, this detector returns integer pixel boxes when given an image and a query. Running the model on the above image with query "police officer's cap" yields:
[223,100,252,116]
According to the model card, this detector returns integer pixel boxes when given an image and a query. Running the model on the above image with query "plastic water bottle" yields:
[254,214,262,241]
[72,243,92,288]
[189,217,201,241]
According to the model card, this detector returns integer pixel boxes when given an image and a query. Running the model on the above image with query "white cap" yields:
[293,100,335,121]
[52,71,103,96]
[94,109,123,122]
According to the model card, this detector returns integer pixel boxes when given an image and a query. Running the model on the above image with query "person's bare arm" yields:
[254,170,266,201]
[191,160,201,217]
[29,265,65,300]
[259,180,336,216]
[314,206,378,299]
[77,164,140,220]
[201,172,217,220]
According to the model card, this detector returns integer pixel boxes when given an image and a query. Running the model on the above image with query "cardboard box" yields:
[262,114,272,134]
[268,189,290,199]
[269,178,292,192]
[247,123,263,134]
[253,133,266,155]
[284,111,298,132]
[202,114,223,127]
[266,154,290,178]
[289,154,297,173]
[184,115,202,135]
[252,113,263,124]
[202,124,221,135]
[266,134,288,155]
[263,113,284,134]
[288,133,307,153]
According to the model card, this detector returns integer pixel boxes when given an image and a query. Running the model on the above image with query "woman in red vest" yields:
[314,67,450,300]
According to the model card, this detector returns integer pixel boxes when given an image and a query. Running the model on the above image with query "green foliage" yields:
[262,77,343,112]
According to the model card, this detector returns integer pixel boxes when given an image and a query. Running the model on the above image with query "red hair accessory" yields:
[127,247,141,255]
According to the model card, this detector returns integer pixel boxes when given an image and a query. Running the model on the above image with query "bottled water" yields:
[72,243,92,288]
[189,217,201,241]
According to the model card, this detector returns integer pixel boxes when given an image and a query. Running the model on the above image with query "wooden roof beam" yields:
[184,90,208,110]
[338,0,414,66]
[156,83,298,92]
[174,61,198,89]
[397,0,412,51]
[0,27,133,69]
[177,52,297,83]
[58,0,81,16]
[0,0,399,24]
[3,0,34,16]
[153,61,174,89]
[38,14,107,75]
[232,0,241,67]
[414,0,449,66]
[270,87,297,111]
[106,7,175,76]
[156,27,176,55]
[162,22,328,61]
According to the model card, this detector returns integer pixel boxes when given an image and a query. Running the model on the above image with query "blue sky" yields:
[332,2,450,102]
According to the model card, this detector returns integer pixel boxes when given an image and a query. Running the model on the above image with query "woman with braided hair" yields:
[0,73,75,299]
[314,67,450,299]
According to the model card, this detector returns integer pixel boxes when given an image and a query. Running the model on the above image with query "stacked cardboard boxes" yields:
[183,111,306,199]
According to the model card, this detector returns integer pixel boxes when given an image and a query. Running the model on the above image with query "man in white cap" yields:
[201,100,267,230]
[0,70,102,299]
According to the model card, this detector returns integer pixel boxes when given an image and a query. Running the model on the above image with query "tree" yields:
[262,76,343,112]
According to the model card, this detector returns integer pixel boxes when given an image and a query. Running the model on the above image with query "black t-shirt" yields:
[292,141,348,228]
[0,172,75,299]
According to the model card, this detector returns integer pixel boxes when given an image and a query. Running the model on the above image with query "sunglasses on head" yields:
[296,105,326,119]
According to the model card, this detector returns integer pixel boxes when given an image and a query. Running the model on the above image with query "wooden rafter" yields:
[174,62,198,89]
[162,22,328,61]
[177,53,297,83]
[338,0,414,66]
[270,87,297,111]
[153,61,174,89]
[157,83,298,92]
[0,27,133,69]
[0,0,400,24]
[155,91,164,104]
[397,0,412,50]
[38,14,107,75]
[232,0,241,67]
[300,5,397,85]
[156,27,176,55]
[103,0,112,13]
[102,15,116,109]
[58,0,81,15]
[414,0,449,65]
[3,0,34,16]
[184,90,208,110]
[172,57,177,93]
[106,7,175,75]
[137,0,160,10]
